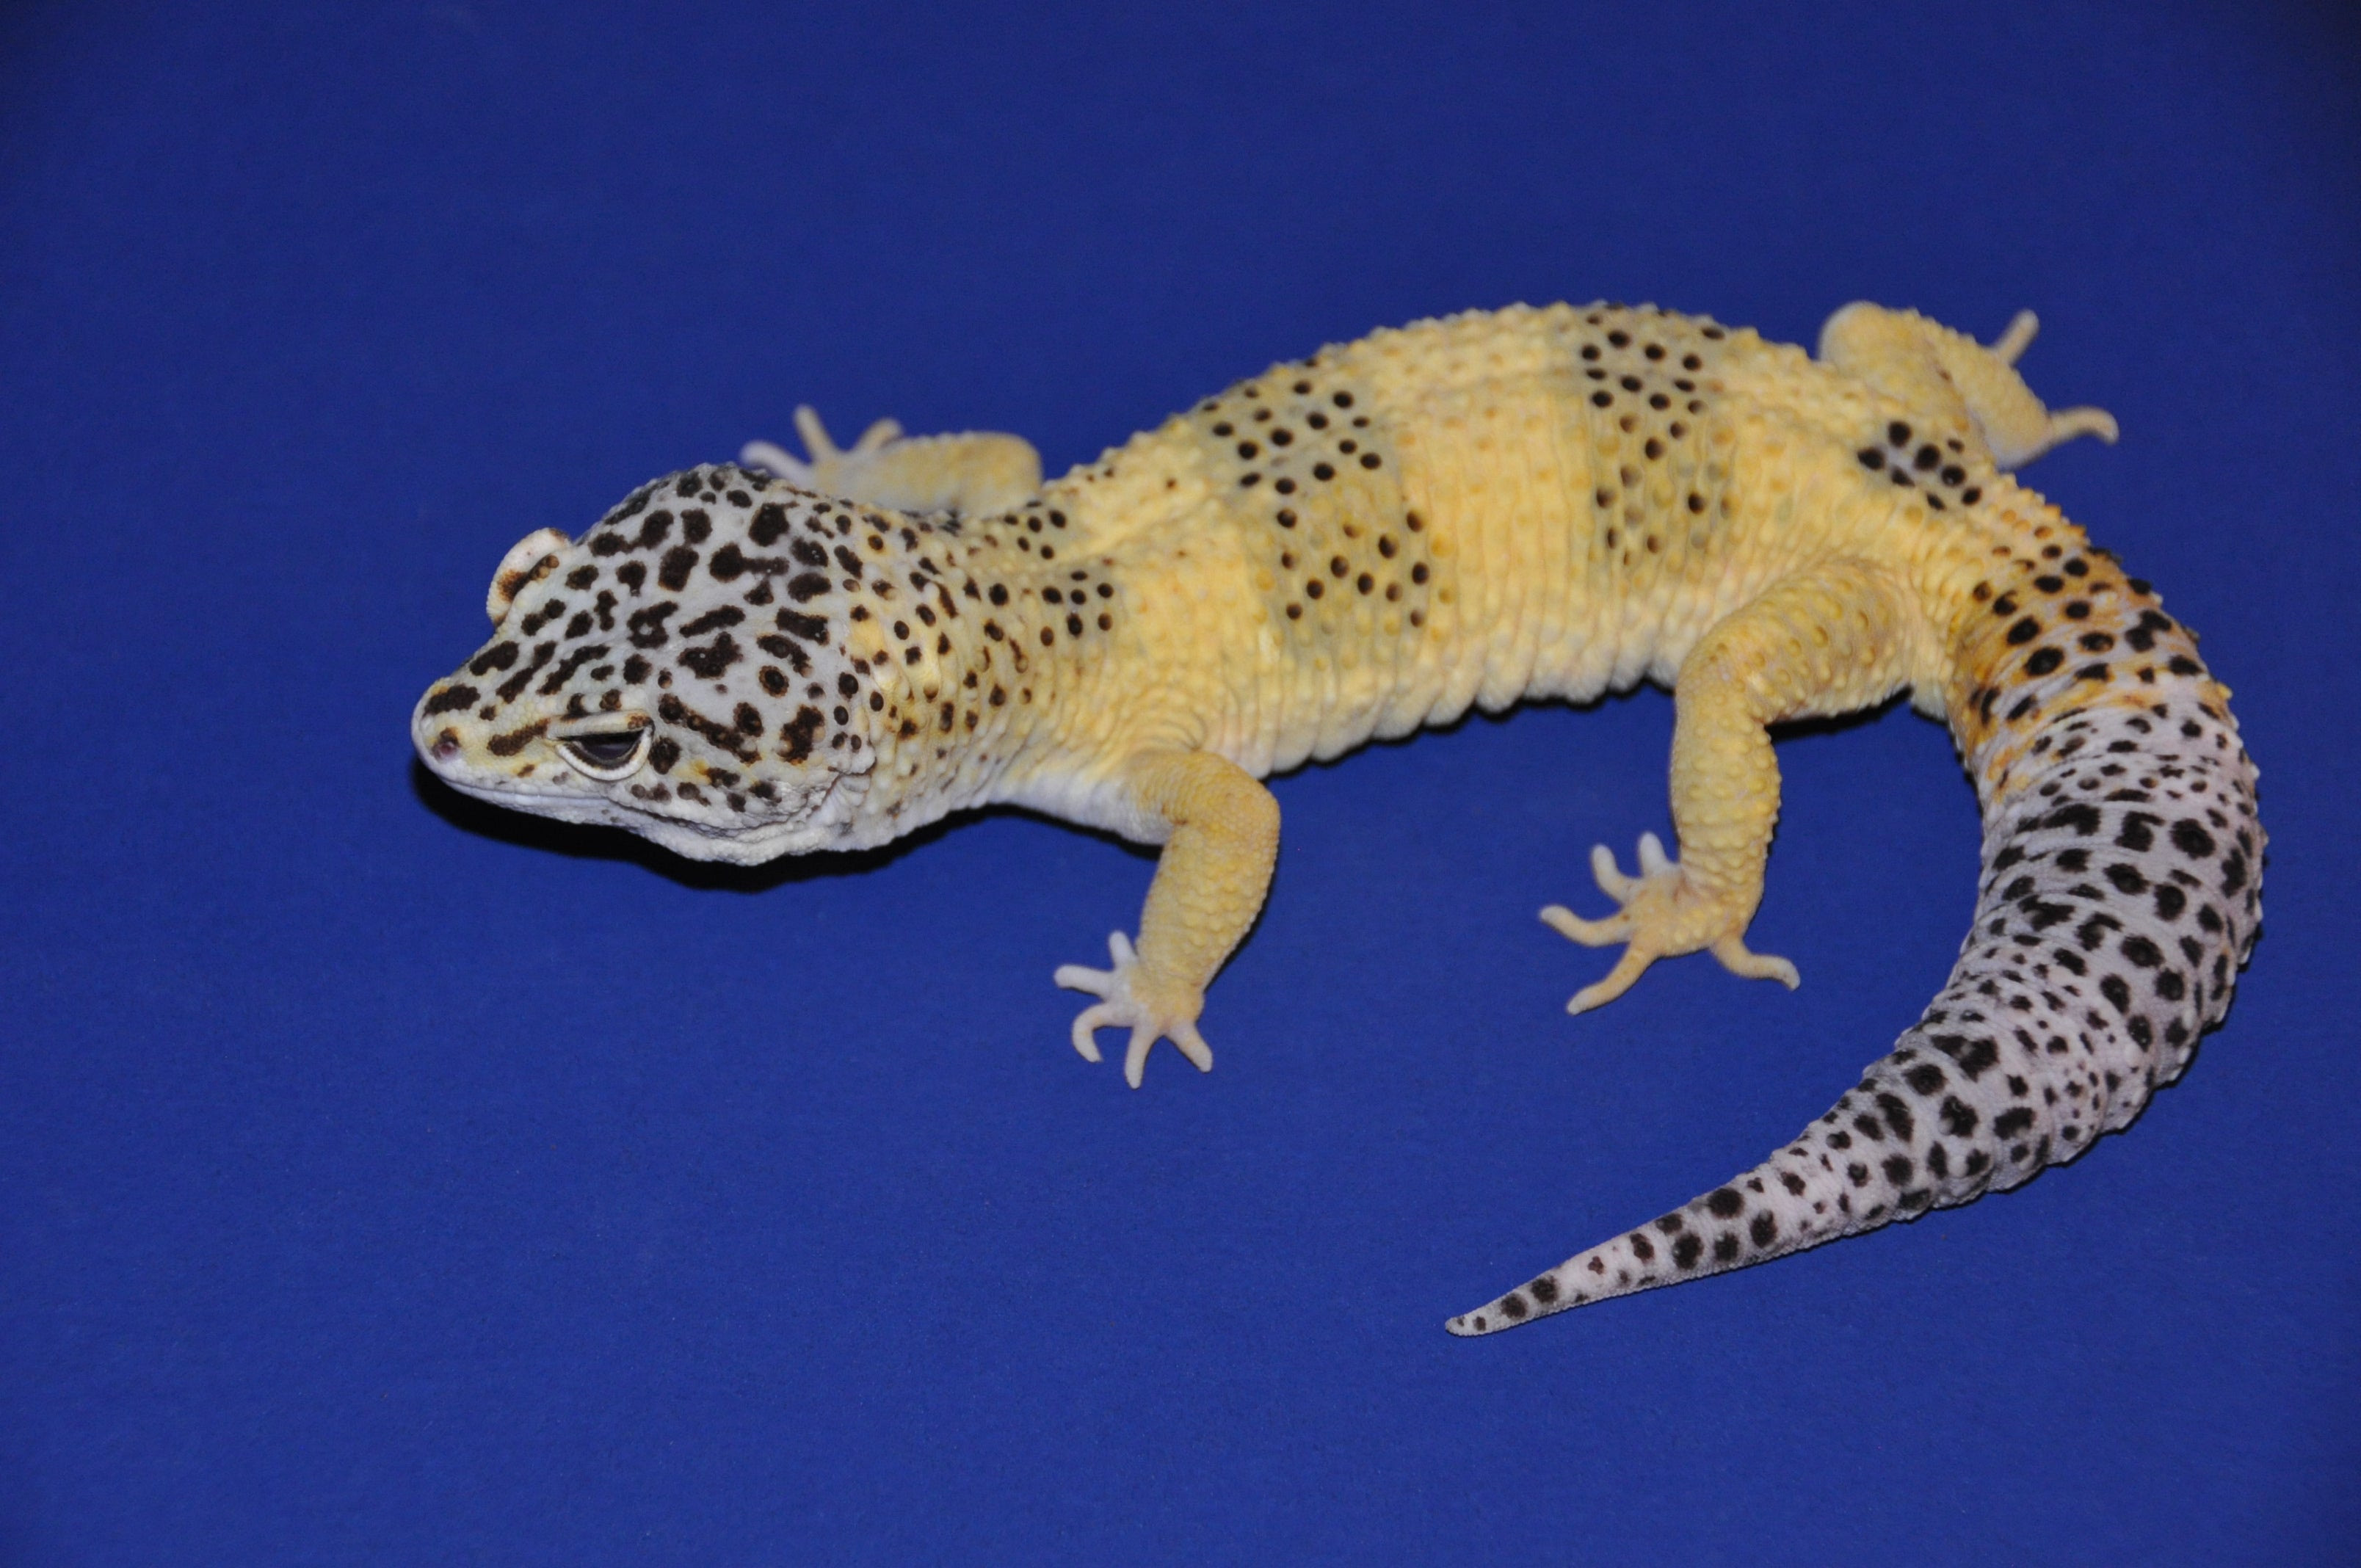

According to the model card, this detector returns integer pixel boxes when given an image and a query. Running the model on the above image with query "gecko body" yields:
[414,302,2262,1332]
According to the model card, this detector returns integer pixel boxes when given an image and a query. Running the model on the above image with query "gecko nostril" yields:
[432,734,461,761]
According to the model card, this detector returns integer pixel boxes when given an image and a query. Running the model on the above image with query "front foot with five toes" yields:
[1055,932,1214,1089]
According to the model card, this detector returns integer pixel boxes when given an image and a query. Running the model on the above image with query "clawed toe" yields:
[1566,946,1658,1015]
[1129,1019,1211,1088]
[1065,1001,1114,1062]
[1586,842,1637,900]
[2049,406,2119,446]
[1054,932,1138,1063]
[1710,932,1800,989]
[1538,903,1628,946]
[738,439,812,484]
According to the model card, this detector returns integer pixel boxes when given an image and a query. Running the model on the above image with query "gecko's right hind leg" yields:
[1818,302,2118,471]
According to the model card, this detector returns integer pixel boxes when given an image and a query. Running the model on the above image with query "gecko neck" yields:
[812,496,1109,843]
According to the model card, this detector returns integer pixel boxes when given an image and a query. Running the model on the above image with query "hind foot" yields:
[1540,832,1799,1015]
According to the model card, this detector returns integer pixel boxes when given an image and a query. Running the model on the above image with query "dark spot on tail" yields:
[1927,1033,1998,1080]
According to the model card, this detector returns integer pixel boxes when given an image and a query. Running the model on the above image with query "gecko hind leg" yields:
[1541,559,1916,1019]
[1977,310,2119,455]
[1817,302,2118,470]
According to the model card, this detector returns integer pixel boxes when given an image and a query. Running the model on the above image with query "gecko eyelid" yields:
[559,730,650,778]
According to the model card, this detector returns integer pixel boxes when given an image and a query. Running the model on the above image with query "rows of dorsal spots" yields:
[1852,417,1988,512]
[766,493,1023,782]
[1562,307,1736,579]
[968,494,1075,562]
[876,542,1117,764]
[942,502,1118,715]
[1186,357,1436,643]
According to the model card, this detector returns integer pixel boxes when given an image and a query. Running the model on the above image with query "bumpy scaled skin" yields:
[414,301,2262,1332]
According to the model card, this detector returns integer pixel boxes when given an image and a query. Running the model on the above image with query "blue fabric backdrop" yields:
[2,2,2354,1561]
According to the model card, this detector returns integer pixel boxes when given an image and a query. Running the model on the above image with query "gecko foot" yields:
[744,406,1042,514]
[1985,311,2119,455]
[1054,932,1214,1089]
[741,407,903,489]
[1539,832,1799,1015]
[1062,930,1227,1091]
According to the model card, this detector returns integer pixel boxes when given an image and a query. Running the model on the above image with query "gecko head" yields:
[413,464,884,864]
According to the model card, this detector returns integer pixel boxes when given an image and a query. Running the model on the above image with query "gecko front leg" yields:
[1055,750,1280,1087]
[741,406,1042,514]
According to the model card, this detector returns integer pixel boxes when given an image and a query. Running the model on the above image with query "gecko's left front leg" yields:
[1055,751,1280,1088]
[1543,559,1921,1014]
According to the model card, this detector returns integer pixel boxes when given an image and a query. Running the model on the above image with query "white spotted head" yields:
[413,464,882,863]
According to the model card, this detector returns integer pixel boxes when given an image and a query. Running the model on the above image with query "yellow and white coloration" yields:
[414,302,2263,1333]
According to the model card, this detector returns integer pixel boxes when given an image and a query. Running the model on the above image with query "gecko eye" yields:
[559,728,649,780]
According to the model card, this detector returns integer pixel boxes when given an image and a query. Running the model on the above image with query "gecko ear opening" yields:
[485,527,571,626]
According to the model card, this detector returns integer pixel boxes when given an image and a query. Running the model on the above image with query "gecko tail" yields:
[1452,601,2262,1336]
[1446,1032,2038,1335]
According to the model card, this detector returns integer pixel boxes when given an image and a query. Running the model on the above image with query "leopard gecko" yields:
[413,301,2263,1333]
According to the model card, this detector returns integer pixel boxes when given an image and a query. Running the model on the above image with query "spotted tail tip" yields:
[1446,1268,1587,1336]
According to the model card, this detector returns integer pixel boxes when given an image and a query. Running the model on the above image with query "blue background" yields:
[3,2,2355,1561]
